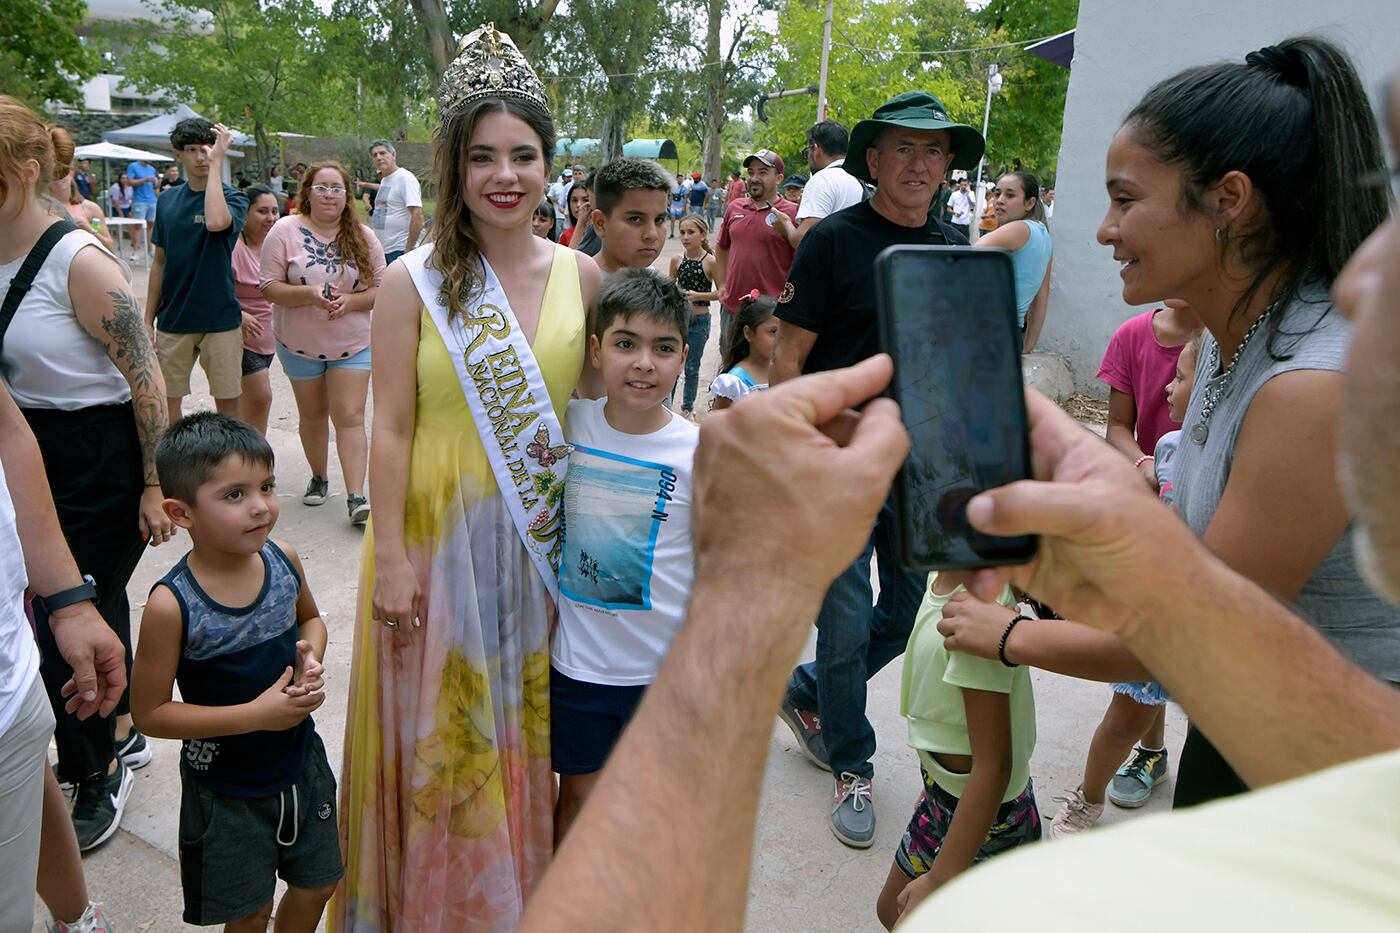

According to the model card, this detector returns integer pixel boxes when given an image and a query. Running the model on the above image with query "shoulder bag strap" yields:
[0,218,78,354]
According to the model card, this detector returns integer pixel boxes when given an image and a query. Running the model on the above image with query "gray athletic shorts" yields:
[178,731,343,925]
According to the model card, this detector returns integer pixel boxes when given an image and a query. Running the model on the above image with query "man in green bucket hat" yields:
[771,90,984,850]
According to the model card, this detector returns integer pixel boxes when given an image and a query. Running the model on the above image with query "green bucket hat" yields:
[846,91,986,184]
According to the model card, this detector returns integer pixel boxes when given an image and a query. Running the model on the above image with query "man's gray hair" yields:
[369,139,396,156]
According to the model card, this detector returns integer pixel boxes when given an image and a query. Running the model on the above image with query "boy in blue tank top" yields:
[130,413,340,931]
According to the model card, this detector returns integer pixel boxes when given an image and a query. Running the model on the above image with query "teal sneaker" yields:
[1108,746,1169,808]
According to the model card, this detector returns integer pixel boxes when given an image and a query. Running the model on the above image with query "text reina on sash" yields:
[467,339,543,510]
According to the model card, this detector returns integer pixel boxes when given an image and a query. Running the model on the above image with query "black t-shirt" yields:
[151,183,248,333]
[776,200,967,374]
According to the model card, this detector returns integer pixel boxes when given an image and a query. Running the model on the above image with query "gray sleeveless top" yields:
[1174,287,1400,683]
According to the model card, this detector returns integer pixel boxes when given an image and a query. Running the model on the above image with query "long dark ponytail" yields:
[1124,36,1389,356]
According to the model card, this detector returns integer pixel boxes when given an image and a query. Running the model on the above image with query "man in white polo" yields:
[368,140,423,265]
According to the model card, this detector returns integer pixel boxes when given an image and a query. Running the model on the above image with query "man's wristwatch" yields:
[35,574,99,614]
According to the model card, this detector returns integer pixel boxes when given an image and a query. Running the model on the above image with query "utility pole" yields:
[816,0,834,122]
[971,63,1002,244]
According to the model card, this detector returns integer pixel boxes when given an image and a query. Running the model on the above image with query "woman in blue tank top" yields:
[975,171,1053,351]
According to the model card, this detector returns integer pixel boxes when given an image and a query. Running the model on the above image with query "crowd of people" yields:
[0,18,1396,933]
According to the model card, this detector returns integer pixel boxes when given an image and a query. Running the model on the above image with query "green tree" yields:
[764,0,979,173]
[0,0,99,106]
[567,0,673,160]
[972,0,1078,180]
[119,0,354,180]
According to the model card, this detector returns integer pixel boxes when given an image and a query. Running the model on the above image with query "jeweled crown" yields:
[438,23,549,121]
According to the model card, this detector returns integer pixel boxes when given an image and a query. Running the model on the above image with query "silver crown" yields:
[438,24,549,121]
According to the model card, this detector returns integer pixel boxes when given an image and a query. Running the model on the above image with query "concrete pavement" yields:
[35,236,1184,931]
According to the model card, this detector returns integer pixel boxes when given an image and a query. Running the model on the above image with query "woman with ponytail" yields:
[259,159,385,525]
[934,37,1400,821]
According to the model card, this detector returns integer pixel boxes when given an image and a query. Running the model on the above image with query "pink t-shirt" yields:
[232,237,275,355]
[258,216,386,360]
[1096,308,1187,453]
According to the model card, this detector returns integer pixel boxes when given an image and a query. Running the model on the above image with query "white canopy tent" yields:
[74,142,173,163]
[102,105,249,185]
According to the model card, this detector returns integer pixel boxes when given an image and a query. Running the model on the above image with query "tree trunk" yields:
[254,120,272,184]
[701,0,726,180]
[411,0,454,77]
[600,103,626,161]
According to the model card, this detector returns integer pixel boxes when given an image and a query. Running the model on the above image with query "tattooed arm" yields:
[67,246,175,546]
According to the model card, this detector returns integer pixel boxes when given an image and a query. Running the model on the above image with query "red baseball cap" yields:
[743,149,785,175]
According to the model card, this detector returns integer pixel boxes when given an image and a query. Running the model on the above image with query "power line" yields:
[830,30,1064,57]
[542,59,724,82]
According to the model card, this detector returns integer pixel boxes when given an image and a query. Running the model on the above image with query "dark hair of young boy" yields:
[591,158,674,216]
[169,117,217,151]
[156,412,274,504]
[594,268,688,345]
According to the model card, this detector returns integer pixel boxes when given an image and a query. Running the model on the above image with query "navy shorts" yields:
[550,666,647,775]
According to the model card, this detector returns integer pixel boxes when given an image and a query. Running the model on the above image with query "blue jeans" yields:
[786,500,926,778]
[384,250,404,266]
[682,310,711,411]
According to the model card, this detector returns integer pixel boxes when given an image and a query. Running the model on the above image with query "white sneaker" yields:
[1048,785,1104,839]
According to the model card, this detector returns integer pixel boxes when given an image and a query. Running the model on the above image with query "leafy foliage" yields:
[0,0,99,106]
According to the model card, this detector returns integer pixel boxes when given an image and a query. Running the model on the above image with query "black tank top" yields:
[677,255,712,309]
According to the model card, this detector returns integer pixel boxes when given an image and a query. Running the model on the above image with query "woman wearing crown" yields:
[336,25,603,931]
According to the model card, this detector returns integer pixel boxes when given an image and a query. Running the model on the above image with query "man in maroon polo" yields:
[714,150,799,347]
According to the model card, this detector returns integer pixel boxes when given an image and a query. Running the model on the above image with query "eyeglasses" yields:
[311,185,346,196]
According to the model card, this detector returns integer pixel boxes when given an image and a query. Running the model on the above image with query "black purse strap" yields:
[0,218,79,355]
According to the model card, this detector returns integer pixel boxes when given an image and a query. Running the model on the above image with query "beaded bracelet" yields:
[998,614,1032,667]
[1133,454,1155,469]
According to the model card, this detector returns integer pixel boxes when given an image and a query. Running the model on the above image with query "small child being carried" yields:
[551,268,700,844]
[131,413,340,931]
[709,291,778,410]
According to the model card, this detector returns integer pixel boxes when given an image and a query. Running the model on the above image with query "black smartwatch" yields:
[35,574,99,614]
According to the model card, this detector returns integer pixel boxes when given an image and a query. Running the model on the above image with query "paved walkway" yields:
[35,236,1184,931]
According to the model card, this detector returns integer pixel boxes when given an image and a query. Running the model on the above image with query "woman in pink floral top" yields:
[259,160,386,526]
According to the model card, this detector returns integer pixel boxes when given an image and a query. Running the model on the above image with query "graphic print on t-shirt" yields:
[560,446,679,610]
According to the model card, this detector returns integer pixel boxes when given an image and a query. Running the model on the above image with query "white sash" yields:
[402,245,568,599]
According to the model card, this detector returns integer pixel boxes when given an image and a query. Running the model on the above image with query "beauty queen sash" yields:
[402,245,568,599]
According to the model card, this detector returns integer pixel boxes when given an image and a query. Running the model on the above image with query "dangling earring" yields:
[1215,226,1229,242]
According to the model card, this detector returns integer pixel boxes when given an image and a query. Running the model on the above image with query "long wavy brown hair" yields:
[294,159,374,277]
[431,97,556,321]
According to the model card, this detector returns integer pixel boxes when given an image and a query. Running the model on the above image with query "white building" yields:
[1042,0,1400,391]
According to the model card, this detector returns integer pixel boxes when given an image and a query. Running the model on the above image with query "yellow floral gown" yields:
[335,245,584,931]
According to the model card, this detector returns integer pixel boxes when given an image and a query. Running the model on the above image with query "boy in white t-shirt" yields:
[552,268,699,843]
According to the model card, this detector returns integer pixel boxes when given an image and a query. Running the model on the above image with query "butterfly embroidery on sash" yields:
[526,423,570,467]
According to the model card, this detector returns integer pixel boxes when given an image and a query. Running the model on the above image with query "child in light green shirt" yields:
[875,574,1043,929]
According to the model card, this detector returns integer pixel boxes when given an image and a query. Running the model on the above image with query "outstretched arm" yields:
[521,357,909,931]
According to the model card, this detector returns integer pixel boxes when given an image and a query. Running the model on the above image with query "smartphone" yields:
[874,245,1037,570]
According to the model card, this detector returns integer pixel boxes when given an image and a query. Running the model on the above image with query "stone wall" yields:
[51,109,158,146]
[280,137,435,196]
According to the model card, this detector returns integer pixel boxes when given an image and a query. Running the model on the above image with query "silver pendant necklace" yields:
[1190,305,1275,446]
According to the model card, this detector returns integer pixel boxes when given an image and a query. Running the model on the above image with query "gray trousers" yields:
[0,677,55,933]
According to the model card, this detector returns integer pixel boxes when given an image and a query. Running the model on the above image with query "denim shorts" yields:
[1113,680,1170,705]
[275,342,371,380]
[896,770,1041,879]
[550,666,647,775]
[131,200,157,222]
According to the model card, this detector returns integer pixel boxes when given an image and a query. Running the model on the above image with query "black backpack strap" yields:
[0,218,79,355]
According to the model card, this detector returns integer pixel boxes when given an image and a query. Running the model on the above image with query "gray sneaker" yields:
[302,475,329,506]
[347,494,370,526]
[1108,745,1169,808]
[777,698,830,771]
[831,772,875,848]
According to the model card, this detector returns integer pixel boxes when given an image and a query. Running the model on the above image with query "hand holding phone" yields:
[874,245,1037,570]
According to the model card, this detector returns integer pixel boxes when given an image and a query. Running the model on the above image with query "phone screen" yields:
[875,245,1037,570]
